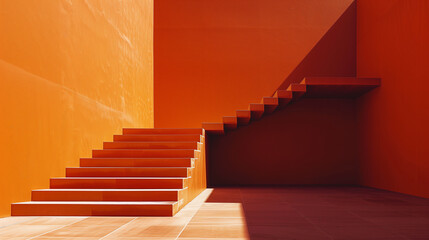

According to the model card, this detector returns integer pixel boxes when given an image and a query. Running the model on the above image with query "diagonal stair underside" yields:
[202,77,380,134]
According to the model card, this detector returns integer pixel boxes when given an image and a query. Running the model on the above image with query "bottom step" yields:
[32,188,187,201]
[11,201,179,216]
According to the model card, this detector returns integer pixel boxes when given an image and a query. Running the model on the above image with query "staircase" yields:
[11,128,207,216]
[11,77,379,216]
[202,77,380,134]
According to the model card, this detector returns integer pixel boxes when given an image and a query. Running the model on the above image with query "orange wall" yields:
[356,0,429,197]
[154,0,355,128]
[0,0,154,217]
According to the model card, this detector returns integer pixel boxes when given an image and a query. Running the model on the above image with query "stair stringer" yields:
[202,77,380,134]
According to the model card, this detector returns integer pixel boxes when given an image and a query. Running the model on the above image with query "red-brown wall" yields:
[356,0,429,198]
[154,0,355,128]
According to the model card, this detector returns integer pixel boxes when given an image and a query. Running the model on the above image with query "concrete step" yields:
[66,167,191,177]
[114,134,201,142]
[80,158,194,167]
[50,177,189,189]
[92,149,197,158]
[31,188,187,201]
[123,128,202,135]
[12,201,179,216]
[103,141,199,150]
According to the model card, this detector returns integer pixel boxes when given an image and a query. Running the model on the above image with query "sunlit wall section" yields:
[0,0,154,216]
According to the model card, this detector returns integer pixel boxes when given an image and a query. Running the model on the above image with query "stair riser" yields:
[237,118,250,125]
[66,168,190,177]
[224,123,238,130]
[123,129,202,135]
[262,98,278,105]
[80,158,194,167]
[287,85,306,99]
[250,111,264,120]
[32,190,184,201]
[249,104,265,120]
[103,142,198,150]
[277,98,292,106]
[223,117,237,130]
[291,91,305,99]
[263,105,277,114]
[236,111,251,125]
[50,179,188,189]
[114,135,202,142]
[92,149,197,158]
[12,204,176,216]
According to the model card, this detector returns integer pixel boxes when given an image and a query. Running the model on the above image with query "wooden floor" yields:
[1,187,429,239]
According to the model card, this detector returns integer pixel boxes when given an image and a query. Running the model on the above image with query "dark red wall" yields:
[208,98,359,186]
[356,0,429,198]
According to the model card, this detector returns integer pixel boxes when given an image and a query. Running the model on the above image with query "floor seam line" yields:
[98,217,138,240]
[174,216,193,240]
[174,190,212,239]
[26,217,88,240]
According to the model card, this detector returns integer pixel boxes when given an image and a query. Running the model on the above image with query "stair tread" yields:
[66,167,191,177]
[52,177,188,179]
[92,149,199,158]
[301,77,380,85]
[124,128,202,130]
[68,167,190,169]
[94,149,198,150]
[123,128,203,135]
[115,134,201,136]
[106,141,198,143]
[104,142,199,149]
[261,97,278,105]
[81,157,193,159]
[33,188,186,191]
[113,135,202,142]
[80,158,194,167]
[13,201,177,205]
[299,77,380,97]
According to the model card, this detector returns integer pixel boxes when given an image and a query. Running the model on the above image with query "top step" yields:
[123,128,203,135]
[301,77,380,86]
[299,77,380,98]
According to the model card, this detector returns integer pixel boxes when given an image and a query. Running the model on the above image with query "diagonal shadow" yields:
[274,0,357,92]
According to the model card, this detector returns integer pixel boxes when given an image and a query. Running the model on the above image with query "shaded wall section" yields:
[356,0,429,198]
[154,0,355,128]
[208,98,358,186]
[275,2,356,90]
[0,0,154,216]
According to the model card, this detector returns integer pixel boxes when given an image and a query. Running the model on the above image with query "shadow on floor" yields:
[205,186,429,240]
